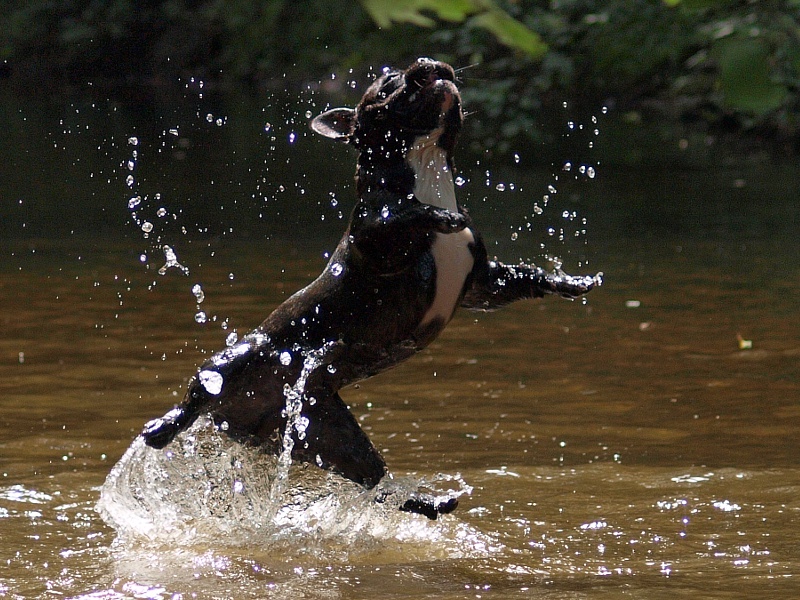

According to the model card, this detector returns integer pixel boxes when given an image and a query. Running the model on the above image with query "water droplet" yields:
[127,136,139,146]
[326,364,337,374]
[511,232,518,241]
[128,196,141,209]
[139,254,147,263]
[548,185,557,194]
[194,311,207,323]
[330,262,343,277]
[288,132,296,144]
[215,118,224,127]
[563,162,572,171]
[513,153,520,164]
[225,332,238,347]
[264,122,272,132]
[602,106,608,114]
[305,110,313,119]
[158,245,189,276]
[156,207,167,217]
[206,113,214,123]
[141,221,153,233]
[454,176,466,187]
[533,203,543,215]
[126,175,135,188]
[228,272,235,280]
[191,283,205,303]
[495,183,506,192]
[381,206,390,219]
[233,480,244,494]
[169,128,179,136]
[587,167,596,178]
[198,369,223,394]
[126,160,135,171]
[279,351,292,366]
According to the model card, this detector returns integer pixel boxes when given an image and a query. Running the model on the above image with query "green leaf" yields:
[713,37,788,115]
[360,0,476,28]
[469,9,547,58]
[359,0,547,57]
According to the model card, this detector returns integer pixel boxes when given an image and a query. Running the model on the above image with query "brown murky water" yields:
[1,92,799,598]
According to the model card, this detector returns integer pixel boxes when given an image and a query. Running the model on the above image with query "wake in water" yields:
[96,415,491,559]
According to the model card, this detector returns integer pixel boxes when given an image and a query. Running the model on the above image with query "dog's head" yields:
[311,58,463,163]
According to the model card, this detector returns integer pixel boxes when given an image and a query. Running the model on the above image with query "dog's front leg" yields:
[462,258,600,311]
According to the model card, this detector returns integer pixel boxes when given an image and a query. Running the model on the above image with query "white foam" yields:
[96,417,492,559]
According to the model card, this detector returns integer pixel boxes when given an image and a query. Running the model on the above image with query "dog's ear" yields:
[310,108,356,140]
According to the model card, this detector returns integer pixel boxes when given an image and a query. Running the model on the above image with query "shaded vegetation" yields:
[2,0,799,154]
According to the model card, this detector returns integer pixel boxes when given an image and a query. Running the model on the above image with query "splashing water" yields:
[97,419,486,557]
[271,345,329,503]
[97,345,484,556]
[157,244,189,276]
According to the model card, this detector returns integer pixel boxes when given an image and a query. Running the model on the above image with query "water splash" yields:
[157,244,189,276]
[97,344,485,555]
[97,415,488,557]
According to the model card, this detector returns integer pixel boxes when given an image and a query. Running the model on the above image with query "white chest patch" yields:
[422,229,475,325]
[407,132,475,326]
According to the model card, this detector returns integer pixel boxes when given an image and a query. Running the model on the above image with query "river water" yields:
[1,87,799,599]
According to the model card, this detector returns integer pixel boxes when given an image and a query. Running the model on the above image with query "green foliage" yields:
[361,0,477,27]
[1,0,798,151]
[360,0,547,58]
[469,7,548,57]
[713,37,788,115]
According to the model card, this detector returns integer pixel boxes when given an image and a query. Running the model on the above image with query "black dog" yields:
[141,58,599,519]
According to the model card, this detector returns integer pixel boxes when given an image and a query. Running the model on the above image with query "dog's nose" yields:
[408,57,455,87]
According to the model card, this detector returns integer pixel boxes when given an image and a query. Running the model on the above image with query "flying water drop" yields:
[157,245,189,276]
[198,370,223,395]
[192,283,205,303]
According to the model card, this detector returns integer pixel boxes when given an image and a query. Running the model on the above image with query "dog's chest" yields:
[407,138,475,326]
[421,229,474,325]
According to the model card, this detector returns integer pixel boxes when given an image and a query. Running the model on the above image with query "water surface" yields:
[1,91,799,599]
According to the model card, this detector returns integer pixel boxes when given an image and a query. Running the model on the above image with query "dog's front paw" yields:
[141,407,187,449]
[551,271,603,299]
[400,493,459,520]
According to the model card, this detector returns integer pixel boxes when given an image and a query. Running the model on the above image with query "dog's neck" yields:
[355,130,457,211]
[406,130,457,212]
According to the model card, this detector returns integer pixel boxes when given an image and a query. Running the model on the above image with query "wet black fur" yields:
[141,58,597,519]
